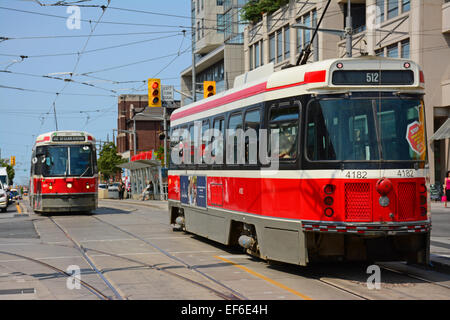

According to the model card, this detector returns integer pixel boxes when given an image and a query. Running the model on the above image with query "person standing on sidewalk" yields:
[444,171,450,208]
[118,181,125,200]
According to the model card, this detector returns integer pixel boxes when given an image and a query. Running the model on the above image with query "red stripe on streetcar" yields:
[170,70,326,121]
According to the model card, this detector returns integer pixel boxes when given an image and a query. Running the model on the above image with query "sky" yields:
[0,0,193,185]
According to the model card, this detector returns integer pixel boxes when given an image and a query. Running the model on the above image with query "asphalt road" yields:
[0,198,448,301]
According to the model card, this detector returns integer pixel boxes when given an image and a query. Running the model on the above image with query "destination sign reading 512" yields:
[332,70,414,85]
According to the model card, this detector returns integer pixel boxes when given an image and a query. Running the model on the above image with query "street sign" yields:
[162,85,174,102]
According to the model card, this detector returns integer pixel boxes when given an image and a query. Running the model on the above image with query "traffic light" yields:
[203,81,216,99]
[10,156,15,166]
[148,78,161,107]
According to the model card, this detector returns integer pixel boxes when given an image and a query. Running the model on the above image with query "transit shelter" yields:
[117,151,167,200]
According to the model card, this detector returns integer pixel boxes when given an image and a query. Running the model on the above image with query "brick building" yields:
[116,94,179,160]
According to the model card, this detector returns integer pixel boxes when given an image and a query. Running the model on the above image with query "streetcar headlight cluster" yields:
[86,183,90,189]
[323,184,335,217]
[49,183,53,190]
[419,183,427,216]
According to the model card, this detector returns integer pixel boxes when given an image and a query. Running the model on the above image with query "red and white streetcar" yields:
[168,56,430,265]
[29,131,98,213]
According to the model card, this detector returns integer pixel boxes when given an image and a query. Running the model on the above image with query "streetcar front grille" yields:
[397,182,416,220]
[345,183,372,222]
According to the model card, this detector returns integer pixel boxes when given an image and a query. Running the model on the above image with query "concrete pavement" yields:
[14,198,450,269]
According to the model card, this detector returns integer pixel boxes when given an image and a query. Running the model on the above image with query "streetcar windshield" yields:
[34,145,95,177]
[306,94,426,162]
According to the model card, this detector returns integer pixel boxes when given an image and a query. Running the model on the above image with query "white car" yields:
[0,181,8,212]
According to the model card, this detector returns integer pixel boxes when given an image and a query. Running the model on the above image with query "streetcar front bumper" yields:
[302,220,431,236]
[40,193,97,213]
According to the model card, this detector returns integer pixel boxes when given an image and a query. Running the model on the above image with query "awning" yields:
[117,159,161,170]
[429,118,450,142]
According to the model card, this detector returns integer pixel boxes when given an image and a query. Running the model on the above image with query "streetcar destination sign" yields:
[332,70,414,85]
[52,136,85,142]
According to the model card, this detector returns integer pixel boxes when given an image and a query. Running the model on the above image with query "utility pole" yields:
[191,1,197,103]
[345,0,353,58]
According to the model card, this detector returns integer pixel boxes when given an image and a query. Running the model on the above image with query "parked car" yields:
[108,182,121,199]
[98,183,108,190]
[0,181,8,212]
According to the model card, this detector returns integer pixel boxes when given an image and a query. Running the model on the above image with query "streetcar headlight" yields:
[324,184,335,194]
[49,184,53,190]
[86,183,90,189]
[67,183,73,189]
[324,196,334,206]
[379,195,390,207]
[324,207,334,217]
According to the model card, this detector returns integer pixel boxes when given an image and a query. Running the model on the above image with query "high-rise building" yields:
[180,0,249,105]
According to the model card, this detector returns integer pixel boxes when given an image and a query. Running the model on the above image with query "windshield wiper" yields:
[80,166,91,177]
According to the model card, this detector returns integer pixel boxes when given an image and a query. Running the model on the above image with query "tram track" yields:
[47,216,126,300]
[89,215,247,300]
[0,250,110,300]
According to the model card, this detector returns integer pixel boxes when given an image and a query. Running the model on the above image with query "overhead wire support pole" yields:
[345,0,353,58]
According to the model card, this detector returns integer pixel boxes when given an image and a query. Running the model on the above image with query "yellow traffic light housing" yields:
[203,81,216,99]
[148,78,162,107]
[10,156,15,166]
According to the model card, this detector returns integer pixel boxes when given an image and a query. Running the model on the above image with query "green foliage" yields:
[0,159,15,185]
[241,0,290,24]
[97,142,126,182]
[155,144,170,167]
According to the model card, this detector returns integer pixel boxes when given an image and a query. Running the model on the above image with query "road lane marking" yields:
[214,255,313,300]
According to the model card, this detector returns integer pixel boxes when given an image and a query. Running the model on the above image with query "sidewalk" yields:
[99,198,169,211]
[429,201,450,269]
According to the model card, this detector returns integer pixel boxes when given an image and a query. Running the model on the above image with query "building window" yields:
[269,33,275,63]
[217,14,224,33]
[249,45,253,70]
[284,26,290,59]
[197,21,200,40]
[296,17,302,53]
[276,29,282,63]
[202,18,205,38]
[387,43,398,57]
[375,48,384,57]
[304,14,311,46]
[217,0,223,5]
[376,0,385,23]
[402,0,410,13]
[255,41,260,68]
[387,0,399,20]
[401,39,410,58]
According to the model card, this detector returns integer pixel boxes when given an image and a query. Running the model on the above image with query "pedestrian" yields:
[118,181,124,200]
[444,171,450,208]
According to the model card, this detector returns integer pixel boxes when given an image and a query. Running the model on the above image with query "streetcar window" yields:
[269,102,299,160]
[306,96,426,162]
[212,118,224,164]
[70,145,93,176]
[244,109,261,164]
[306,99,379,161]
[201,120,210,164]
[227,113,243,165]
[377,98,426,161]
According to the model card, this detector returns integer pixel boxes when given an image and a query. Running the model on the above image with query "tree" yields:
[97,142,126,182]
[0,159,15,185]
[241,0,289,24]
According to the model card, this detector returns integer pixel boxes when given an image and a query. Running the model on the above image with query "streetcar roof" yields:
[171,56,424,125]
[34,130,96,145]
